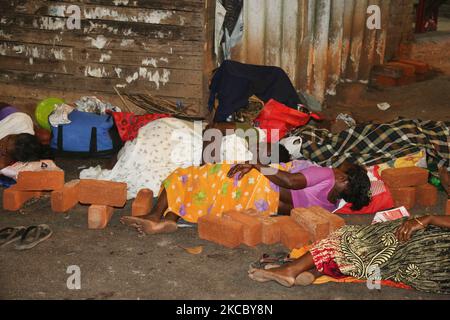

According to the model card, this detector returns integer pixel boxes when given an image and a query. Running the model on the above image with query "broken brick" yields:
[78,179,127,207]
[290,208,330,242]
[15,169,64,191]
[276,216,310,250]
[308,206,346,232]
[3,186,43,211]
[381,167,429,188]
[224,210,262,247]
[388,187,416,210]
[371,65,403,78]
[88,205,114,230]
[132,189,153,217]
[198,214,243,249]
[51,180,80,213]
[416,184,438,207]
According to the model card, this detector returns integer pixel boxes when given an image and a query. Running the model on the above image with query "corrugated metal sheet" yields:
[230,0,405,103]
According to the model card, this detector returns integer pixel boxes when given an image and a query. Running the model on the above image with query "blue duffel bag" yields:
[50,110,122,157]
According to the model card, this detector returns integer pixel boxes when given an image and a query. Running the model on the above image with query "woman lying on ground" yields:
[0,103,50,169]
[120,160,371,235]
[80,116,289,199]
[248,215,450,295]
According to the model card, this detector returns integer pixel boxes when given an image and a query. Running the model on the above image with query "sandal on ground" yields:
[0,226,27,248]
[249,252,293,271]
[14,225,53,251]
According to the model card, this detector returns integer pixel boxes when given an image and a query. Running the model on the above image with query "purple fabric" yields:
[290,164,337,212]
[0,106,18,121]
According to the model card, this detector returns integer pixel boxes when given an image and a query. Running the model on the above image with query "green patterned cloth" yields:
[329,219,450,294]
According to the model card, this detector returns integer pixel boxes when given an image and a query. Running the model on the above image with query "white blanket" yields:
[81,118,256,199]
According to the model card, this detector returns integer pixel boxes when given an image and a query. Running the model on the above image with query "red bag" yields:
[254,99,321,142]
[112,112,170,142]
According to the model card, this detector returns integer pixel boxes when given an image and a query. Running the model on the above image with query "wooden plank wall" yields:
[231,0,415,103]
[0,0,211,115]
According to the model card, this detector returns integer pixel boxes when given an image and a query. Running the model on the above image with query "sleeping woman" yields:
[120,161,371,235]
[0,103,50,169]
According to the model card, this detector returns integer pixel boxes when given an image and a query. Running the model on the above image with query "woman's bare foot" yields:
[120,216,177,235]
[294,272,316,286]
[248,268,296,288]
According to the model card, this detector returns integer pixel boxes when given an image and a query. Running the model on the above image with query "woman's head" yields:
[260,143,291,164]
[4,133,52,162]
[336,164,371,211]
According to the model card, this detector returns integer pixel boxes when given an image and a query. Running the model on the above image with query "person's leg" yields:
[120,188,178,235]
[249,252,318,287]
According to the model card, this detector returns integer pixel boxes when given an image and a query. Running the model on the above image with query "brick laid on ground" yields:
[276,216,310,250]
[3,186,43,211]
[198,214,243,249]
[416,184,438,207]
[388,187,416,210]
[15,170,65,191]
[88,205,114,229]
[51,180,80,213]
[242,210,281,245]
[381,167,429,188]
[308,206,346,232]
[78,179,127,207]
[290,208,331,242]
[223,210,262,247]
[132,189,153,217]
[395,59,430,74]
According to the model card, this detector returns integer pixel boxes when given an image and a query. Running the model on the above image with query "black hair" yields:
[342,164,371,211]
[269,143,291,164]
[12,133,53,162]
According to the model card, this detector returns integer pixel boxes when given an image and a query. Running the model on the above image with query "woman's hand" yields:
[227,164,258,180]
[395,216,431,242]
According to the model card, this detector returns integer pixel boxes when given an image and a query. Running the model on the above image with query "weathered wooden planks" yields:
[0,0,208,114]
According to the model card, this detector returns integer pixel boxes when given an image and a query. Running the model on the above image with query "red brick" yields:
[290,208,330,242]
[446,199,450,216]
[381,167,429,188]
[395,59,430,74]
[88,205,114,229]
[372,75,399,87]
[388,187,416,210]
[3,186,43,211]
[224,210,262,247]
[276,216,310,250]
[198,214,243,248]
[78,179,127,207]
[132,189,153,217]
[308,207,346,232]
[241,210,281,245]
[387,62,416,77]
[51,180,80,213]
[15,169,64,191]
[416,184,438,207]
[259,217,282,245]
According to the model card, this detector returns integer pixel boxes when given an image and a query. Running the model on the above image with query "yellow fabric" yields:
[377,150,426,175]
[162,163,282,223]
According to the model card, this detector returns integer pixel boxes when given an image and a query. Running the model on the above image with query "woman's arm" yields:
[396,215,450,242]
[227,164,308,190]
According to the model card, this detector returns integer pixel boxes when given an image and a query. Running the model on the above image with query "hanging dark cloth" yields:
[208,60,302,122]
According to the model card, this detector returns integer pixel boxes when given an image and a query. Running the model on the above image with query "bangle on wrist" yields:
[414,218,426,229]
